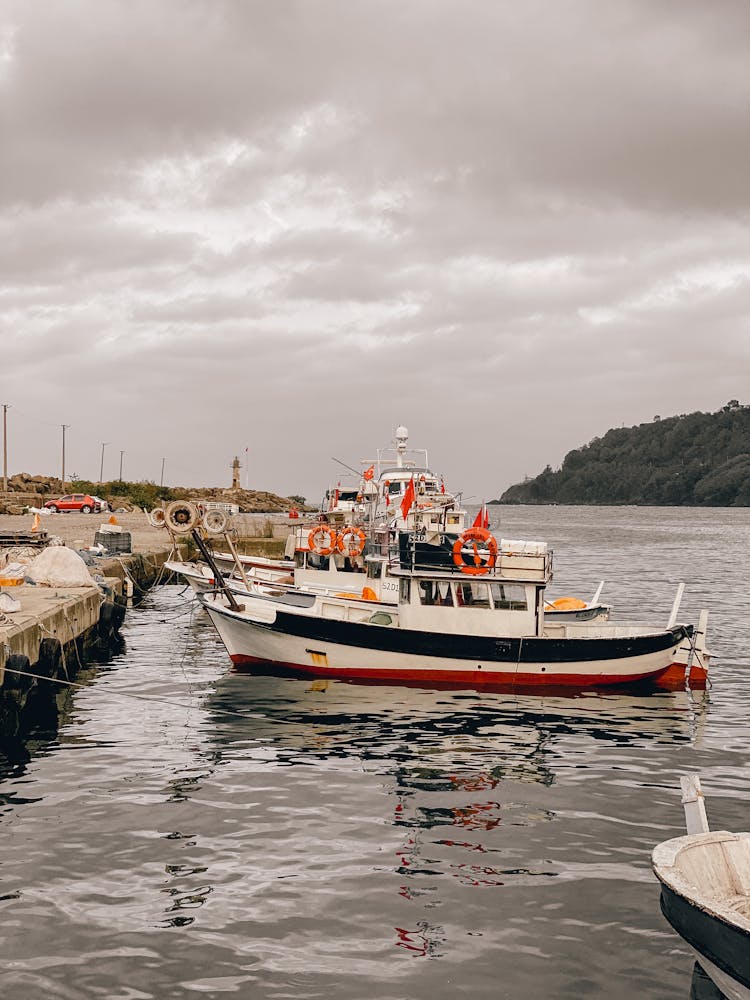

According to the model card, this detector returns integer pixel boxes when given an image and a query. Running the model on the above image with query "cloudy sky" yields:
[1,1,748,501]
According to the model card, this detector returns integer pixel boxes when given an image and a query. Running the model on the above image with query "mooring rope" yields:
[0,662,260,723]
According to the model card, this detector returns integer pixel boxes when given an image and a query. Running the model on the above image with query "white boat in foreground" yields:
[653,775,750,1000]
[200,528,692,692]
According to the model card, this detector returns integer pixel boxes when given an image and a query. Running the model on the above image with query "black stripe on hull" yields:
[264,611,686,664]
[660,884,750,990]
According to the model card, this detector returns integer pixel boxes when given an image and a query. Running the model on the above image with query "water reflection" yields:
[202,671,709,776]
[199,669,713,971]
[0,564,743,1000]
[689,961,729,1000]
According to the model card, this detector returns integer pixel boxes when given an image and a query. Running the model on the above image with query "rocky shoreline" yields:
[0,473,311,515]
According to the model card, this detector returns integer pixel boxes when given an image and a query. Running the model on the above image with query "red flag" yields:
[472,504,489,529]
[363,465,374,481]
[400,475,415,519]
[440,477,446,494]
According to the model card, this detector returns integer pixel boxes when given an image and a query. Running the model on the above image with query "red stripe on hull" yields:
[653,662,708,691]
[228,653,671,692]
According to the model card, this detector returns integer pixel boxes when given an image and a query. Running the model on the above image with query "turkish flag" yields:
[400,476,415,519]
[363,465,375,481]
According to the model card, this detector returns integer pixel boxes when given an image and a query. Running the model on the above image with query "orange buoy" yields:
[452,527,498,576]
[336,525,366,558]
[307,524,337,556]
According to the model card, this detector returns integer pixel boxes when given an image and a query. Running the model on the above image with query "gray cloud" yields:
[1,0,748,499]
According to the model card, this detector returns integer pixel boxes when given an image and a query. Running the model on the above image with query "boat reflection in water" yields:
[202,670,709,774]
[201,669,710,951]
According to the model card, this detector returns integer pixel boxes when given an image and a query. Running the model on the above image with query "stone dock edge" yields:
[0,546,173,761]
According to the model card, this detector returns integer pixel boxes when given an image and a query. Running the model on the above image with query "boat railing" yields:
[390,533,552,582]
[543,620,681,640]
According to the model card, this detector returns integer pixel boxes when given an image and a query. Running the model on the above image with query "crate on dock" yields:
[94,530,132,554]
[0,530,48,547]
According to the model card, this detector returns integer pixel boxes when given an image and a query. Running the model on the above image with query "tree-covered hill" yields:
[496,401,750,506]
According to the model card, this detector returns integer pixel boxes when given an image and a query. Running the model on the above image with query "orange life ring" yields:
[337,524,366,557]
[308,524,337,556]
[452,527,498,576]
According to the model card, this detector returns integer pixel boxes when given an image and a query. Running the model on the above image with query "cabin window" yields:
[308,554,330,570]
[489,582,527,611]
[417,580,454,606]
[399,578,411,603]
[455,582,490,608]
[388,481,402,494]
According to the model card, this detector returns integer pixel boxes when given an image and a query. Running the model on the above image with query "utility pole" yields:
[61,424,69,493]
[160,457,165,488]
[119,450,124,481]
[99,442,108,485]
[2,403,9,493]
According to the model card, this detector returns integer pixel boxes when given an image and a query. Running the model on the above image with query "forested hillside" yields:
[497,401,750,506]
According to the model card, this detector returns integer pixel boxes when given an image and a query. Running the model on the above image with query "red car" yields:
[44,493,100,513]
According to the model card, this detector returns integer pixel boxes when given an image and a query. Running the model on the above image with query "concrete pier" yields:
[0,511,176,760]
[0,507,297,759]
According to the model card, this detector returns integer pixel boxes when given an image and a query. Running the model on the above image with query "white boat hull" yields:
[201,595,686,690]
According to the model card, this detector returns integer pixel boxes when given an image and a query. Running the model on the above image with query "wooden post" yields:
[680,774,710,835]
[2,403,8,493]
[61,424,69,493]
[667,582,685,628]
[223,532,251,591]
[190,529,244,612]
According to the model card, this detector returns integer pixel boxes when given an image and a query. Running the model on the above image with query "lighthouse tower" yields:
[231,455,241,490]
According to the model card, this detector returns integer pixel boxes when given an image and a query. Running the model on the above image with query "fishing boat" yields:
[157,483,709,690]
[653,775,750,1000]
[164,556,294,594]
[322,424,466,535]
[200,526,692,691]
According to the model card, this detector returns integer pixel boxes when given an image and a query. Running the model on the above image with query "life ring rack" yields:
[452,527,498,576]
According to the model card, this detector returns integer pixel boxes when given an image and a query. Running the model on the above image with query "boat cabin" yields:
[393,535,552,637]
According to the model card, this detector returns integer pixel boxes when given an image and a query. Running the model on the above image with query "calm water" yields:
[1,506,749,1000]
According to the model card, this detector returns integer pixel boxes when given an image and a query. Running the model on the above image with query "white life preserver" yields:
[202,509,228,535]
[148,507,166,528]
[164,500,201,534]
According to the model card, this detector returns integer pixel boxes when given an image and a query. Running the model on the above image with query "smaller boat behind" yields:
[653,775,750,1000]
[544,580,611,622]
